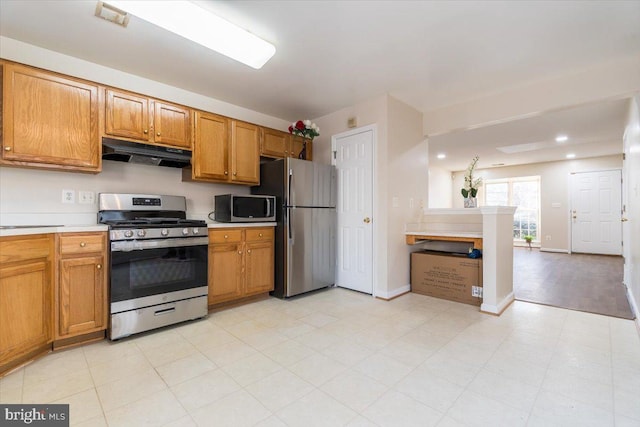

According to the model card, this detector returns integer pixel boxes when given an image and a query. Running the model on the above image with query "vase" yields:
[298,140,307,160]
[464,197,477,208]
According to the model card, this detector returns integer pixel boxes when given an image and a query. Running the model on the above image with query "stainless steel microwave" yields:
[214,194,276,223]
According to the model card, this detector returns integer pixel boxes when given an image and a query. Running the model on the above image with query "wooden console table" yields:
[405,232,483,249]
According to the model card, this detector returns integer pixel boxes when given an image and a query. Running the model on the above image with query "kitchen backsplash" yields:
[0,160,249,225]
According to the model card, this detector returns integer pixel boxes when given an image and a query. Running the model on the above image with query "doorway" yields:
[331,126,375,295]
[570,169,623,255]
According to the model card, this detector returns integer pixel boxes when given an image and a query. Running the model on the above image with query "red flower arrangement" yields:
[288,120,320,140]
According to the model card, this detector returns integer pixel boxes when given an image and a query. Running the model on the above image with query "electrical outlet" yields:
[62,189,75,204]
[472,286,483,298]
[78,191,95,205]
[392,197,399,208]
[545,235,551,241]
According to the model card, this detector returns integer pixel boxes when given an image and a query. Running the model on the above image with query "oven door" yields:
[110,237,208,313]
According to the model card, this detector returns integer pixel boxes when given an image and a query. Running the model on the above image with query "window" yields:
[483,176,541,242]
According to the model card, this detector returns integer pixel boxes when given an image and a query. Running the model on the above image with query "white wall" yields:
[450,155,623,252]
[313,95,425,298]
[0,37,290,225]
[313,96,390,297]
[623,96,640,320]
[427,164,453,208]
[386,97,427,296]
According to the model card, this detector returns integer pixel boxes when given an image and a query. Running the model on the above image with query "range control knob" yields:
[124,230,133,238]
[137,229,146,237]
[161,228,169,237]
[192,228,200,235]
[182,228,190,235]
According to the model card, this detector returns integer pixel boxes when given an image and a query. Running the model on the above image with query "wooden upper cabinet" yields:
[104,88,191,149]
[261,128,290,158]
[105,89,150,141]
[191,111,229,181]
[1,62,101,172]
[259,128,313,161]
[154,101,191,148]
[231,120,260,184]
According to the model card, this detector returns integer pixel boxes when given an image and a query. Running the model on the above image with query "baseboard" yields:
[539,248,569,253]
[625,284,640,333]
[481,291,515,315]
[376,285,411,301]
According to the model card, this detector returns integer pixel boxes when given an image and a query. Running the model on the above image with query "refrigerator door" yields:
[288,158,336,208]
[286,206,336,297]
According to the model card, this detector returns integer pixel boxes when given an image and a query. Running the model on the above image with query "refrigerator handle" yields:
[288,208,293,241]
[288,168,293,207]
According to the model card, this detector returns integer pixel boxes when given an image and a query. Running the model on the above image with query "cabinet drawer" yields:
[59,234,105,255]
[208,229,243,244]
[245,228,273,242]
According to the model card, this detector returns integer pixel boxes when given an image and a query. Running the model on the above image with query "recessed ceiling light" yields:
[104,1,276,69]
[566,153,576,159]
[436,153,446,159]
[555,135,569,143]
[95,1,129,27]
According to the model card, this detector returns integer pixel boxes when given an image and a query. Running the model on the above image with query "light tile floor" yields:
[1,288,639,427]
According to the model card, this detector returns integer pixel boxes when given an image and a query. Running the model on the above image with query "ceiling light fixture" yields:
[104,1,276,69]
[566,153,576,159]
[436,153,446,159]
[555,135,568,143]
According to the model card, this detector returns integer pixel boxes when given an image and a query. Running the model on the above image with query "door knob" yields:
[622,218,628,222]
[363,217,371,224]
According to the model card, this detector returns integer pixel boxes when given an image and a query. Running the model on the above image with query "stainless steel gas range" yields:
[98,193,208,340]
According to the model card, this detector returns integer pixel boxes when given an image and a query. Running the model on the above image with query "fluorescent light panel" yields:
[105,1,275,69]
[436,153,446,159]
[566,153,576,159]
[555,135,568,142]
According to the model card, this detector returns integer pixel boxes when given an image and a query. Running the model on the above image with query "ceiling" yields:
[1,0,639,170]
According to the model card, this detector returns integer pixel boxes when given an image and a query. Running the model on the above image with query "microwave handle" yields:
[268,197,274,218]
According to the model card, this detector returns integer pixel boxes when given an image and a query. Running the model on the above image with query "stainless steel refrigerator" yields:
[252,158,336,298]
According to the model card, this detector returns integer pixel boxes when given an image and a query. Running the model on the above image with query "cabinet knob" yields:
[143,129,148,134]
[80,242,86,247]
[4,146,11,151]
[233,172,237,176]
[259,233,263,237]
[96,264,102,270]
[247,249,251,254]
[224,171,228,175]
[157,132,161,136]
[238,251,242,255]
[224,235,228,239]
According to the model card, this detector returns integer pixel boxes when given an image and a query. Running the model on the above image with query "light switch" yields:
[392,197,399,208]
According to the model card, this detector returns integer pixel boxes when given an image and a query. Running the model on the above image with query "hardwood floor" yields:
[513,247,634,319]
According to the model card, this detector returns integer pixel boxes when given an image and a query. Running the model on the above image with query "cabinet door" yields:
[0,260,52,367]
[154,101,191,148]
[2,63,100,170]
[208,243,243,305]
[193,111,229,181]
[58,255,106,337]
[105,88,150,141]
[290,136,312,161]
[230,120,260,184]
[245,241,274,296]
[261,128,289,158]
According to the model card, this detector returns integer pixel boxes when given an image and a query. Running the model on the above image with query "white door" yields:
[570,170,622,255]
[332,126,374,294]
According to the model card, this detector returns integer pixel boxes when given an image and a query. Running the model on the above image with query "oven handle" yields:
[111,236,209,252]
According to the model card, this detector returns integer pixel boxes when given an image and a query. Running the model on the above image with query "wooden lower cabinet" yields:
[208,227,274,306]
[56,233,108,340]
[0,234,54,375]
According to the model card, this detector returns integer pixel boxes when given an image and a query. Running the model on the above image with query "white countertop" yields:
[404,231,483,238]
[208,222,277,228]
[0,225,109,237]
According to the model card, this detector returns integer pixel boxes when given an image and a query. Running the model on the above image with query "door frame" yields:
[331,124,377,297]
[568,168,623,255]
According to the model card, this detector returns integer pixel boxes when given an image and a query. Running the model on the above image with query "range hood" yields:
[102,138,191,168]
